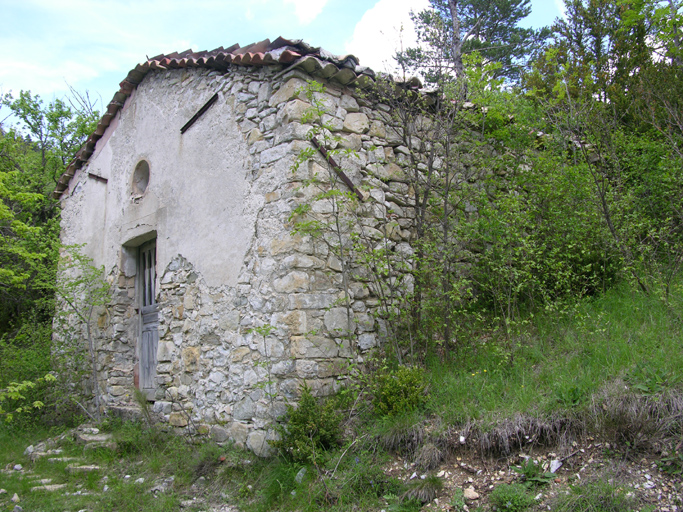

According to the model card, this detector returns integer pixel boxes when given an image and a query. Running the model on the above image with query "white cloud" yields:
[554,0,567,20]
[283,0,329,25]
[345,0,430,74]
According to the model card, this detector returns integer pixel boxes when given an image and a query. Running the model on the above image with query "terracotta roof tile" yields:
[54,37,378,198]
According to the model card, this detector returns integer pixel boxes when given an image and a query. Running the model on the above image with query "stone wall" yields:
[60,64,421,455]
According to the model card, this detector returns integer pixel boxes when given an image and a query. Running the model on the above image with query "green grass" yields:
[550,478,643,511]
[3,282,682,511]
[426,283,683,425]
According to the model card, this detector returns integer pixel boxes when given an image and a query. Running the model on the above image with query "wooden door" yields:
[139,241,158,396]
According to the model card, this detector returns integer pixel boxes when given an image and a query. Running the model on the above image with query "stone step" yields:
[29,449,63,461]
[74,432,114,445]
[31,484,68,492]
[83,441,118,452]
[66,464,101,474]
[47,457,81,463]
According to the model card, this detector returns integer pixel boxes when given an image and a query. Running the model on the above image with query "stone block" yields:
[219,310,240,331]
[169,412,188,427]
[295,359,319,378]
[269,77,308,106]
[271,359,294,376]
[356,313,375,332]
[308,378,337,397]
[288,293,336,309]
[270,235,306,256]
[233,398,254,421]
[247,128,264,144]
[358,333,377,351]
[282,254,323,269]
[152,401,172,415]
[182,347,200,372]
[273,271,310,293]
[231,346,251,362]
[157,341,174,362]
[339,133,362,150]
[341,94,360,112]
[343,113,369,134]
[229,422,250,447]
[271,310,307,335]
[210,425,230,443]
[247,430,274,457]
[324,308,354,336]
[290,336,338,358]
[109,386,127,397]
[280,99,312,123]
[280,378,301,399]
[317,359,349,378]
[368,120,386,138]
[261,143,292,165]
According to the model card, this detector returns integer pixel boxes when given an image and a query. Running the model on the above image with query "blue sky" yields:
[0,0,562,112]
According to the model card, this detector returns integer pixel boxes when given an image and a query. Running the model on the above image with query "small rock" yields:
[103,485,109,492]
[135,478,145,484]
[13,464,22,471]
[0,488,6,494]
[459,435,466,444]
[23,446,34,456]
[463,486,479,500]
[11,493,20,502]
[410,472,418,480]
[295,467,307,484]
[13,506,23,512]
[550,460,563,473]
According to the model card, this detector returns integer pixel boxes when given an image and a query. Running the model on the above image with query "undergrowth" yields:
[426,283,683,430]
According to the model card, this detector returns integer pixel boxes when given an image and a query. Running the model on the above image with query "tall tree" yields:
[401,0,550,87]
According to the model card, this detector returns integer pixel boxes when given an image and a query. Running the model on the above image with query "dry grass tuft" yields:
[588,383,683,453]
[402,474,443,504]
[414,442,443,470]
[376,415,425,456]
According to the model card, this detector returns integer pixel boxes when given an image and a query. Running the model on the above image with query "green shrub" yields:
[270,381,342,464]
[489,483,535,511]
[370,365,429,417]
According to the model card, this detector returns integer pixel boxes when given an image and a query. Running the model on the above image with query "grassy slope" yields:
[1,283,682,511]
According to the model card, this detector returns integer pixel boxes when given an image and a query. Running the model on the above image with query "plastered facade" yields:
[59,64,418,455]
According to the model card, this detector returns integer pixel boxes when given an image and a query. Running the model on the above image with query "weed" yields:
[449,488,466,511]
[626,361,675,396]
[658,449,683,475]
[512,458,554,488]
[270,381,342,464]
[489,483,535,511]
[555,383,585,407]
[370,364,429,417]
[551,478,640,511]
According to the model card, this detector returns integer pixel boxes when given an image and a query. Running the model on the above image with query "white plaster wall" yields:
[62,69,257,288]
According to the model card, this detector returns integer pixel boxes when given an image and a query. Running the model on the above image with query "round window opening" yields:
[132,160,150,195]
